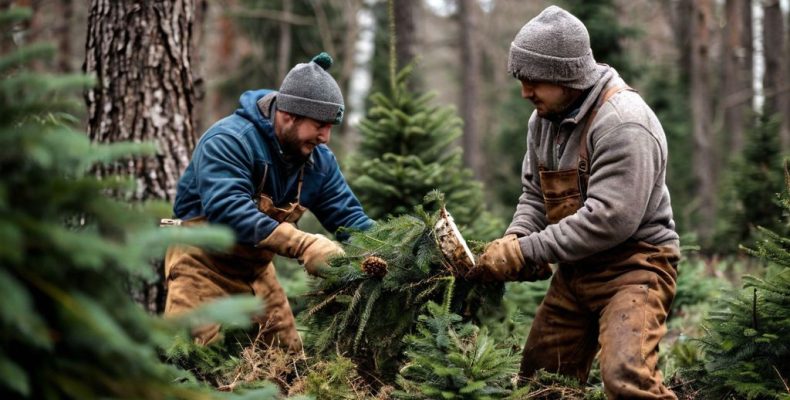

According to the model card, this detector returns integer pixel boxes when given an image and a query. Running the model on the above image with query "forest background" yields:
[2,0,790,399]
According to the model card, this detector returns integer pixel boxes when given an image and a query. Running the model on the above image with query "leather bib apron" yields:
[175,164,307,264]
[538,85,634,225]
[163,164,307,350]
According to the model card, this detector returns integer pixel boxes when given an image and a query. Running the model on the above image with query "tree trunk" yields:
[663,0,694,75]
[84,0,197,202]
[458,0,481,178]
[690,0,716,244]
[762,0,788,147]
[721,0,752,154]
[278,0,293,79]
[84,0,197,313]
[394,0,416,70]
[55,0,73,72]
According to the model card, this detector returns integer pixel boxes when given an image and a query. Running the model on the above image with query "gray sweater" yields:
[505,66,679,265]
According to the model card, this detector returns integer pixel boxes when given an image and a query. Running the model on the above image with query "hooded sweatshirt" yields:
[173,89,373,245]
[505,67,679,265]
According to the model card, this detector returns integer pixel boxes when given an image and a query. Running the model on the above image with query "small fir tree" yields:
[347,0,502,241]
[679,162,790,399]
[0,8,272,399]
[713,115,784,253]
[393,301,518,400]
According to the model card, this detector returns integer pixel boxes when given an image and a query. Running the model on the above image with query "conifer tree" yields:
[0,8,272,399]
[347,0,502,241]
[562,0,639,81]
[302,193,503,387]
[713,115,784,252]
[683,162,790,398]
[394,301,518,399]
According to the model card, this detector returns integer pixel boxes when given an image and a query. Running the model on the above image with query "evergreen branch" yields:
[353,285,382,352]
[306,289,347,317]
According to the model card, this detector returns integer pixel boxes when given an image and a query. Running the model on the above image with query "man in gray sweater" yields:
[470,6,679,399]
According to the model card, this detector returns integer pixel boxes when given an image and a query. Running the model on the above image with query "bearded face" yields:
[519,80,583,120]
[276,112,332,163]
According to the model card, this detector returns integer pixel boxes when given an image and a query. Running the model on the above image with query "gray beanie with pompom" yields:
[277,52,345,124]
[508,5,604,89]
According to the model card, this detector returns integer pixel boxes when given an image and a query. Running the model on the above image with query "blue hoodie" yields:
[173,89,373,245]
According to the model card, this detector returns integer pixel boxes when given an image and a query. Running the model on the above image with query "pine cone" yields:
[361,255,388,278]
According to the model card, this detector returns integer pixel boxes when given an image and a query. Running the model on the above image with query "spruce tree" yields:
[682,162,790,398]
[713,115,784,253]
[347,1,502,241]
[0,8,272,399]
[562,0,639,81]
[394,301,518,400]
[302,193,504,387]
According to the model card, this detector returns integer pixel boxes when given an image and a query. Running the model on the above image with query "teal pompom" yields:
[312,52,333,70]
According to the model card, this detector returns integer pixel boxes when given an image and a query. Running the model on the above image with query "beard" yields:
[535,87,584,122]
[278,124,311,164]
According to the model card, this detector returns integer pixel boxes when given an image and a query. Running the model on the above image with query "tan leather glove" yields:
[469,234,552,282]
[258,223,345,276]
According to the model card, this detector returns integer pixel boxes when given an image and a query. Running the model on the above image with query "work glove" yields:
[468,234,551,282]
[258,223,345,276]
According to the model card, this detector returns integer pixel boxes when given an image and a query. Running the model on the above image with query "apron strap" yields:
[256,163,270,198]
[294,167,304,205]
[578,85,636,197]
[255,163,305,206]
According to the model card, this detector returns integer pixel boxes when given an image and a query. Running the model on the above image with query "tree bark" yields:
[690,0,716,244]
[762,0,788,147]
[458,0,481,177]
[277,0,293,79]
[55,0,73,72]
[721,0,752,154]
[84,0,197,202]
[394,0,416,70]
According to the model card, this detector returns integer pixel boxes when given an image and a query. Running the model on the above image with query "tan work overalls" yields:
[164,165,306,351]
[521,86,679,400]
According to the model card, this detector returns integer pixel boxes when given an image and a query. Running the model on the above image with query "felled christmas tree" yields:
[302,192,503,386]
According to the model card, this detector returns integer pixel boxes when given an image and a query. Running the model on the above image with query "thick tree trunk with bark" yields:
[85,0,197,313]
[690,0,716,243]
[721,0,752,154]
[762,0,788,147]
[84,0,197,203]
[459,0,481,178]
[394,0,416,70]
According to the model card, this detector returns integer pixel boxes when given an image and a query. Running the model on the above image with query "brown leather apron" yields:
[538,85,634,224]
[163,165,307,350]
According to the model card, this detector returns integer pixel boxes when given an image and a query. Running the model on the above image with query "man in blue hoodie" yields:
[164,53,373,351]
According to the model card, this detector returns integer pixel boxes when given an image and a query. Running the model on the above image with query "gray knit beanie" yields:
[277,52,345,124]
[508,5,603,89]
